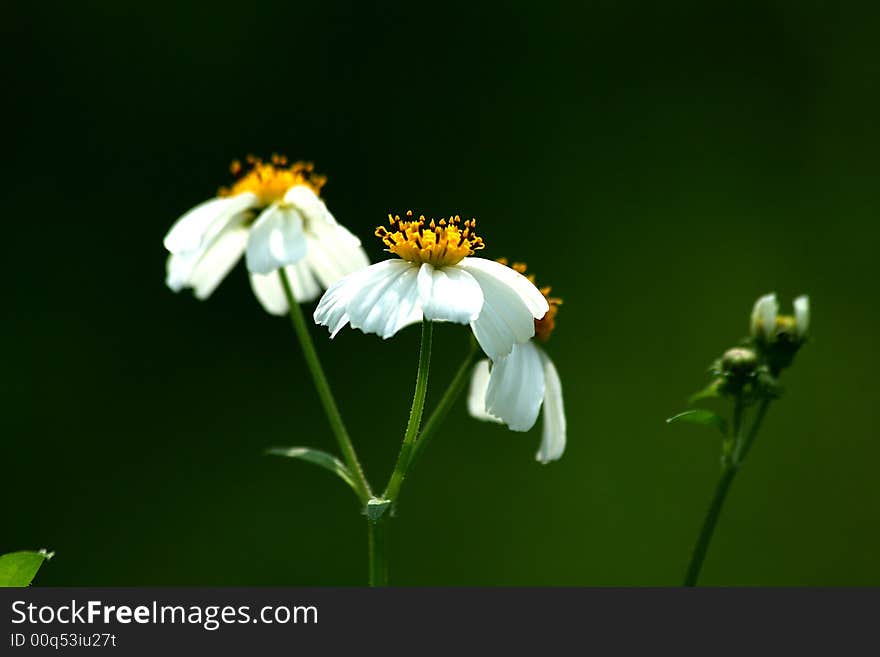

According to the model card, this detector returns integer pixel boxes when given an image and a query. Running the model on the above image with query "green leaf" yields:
[666,409,728,436]
[688,379,722,404]
[266,447,358,493]
[0,549,53,587]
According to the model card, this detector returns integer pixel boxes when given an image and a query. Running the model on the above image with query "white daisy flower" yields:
[313,211,549,360]
[750,292,810,342]
[164,155,369,314]
[466,261,566,463]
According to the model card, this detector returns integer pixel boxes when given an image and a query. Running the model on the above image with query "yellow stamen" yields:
[218,155,326,207]
[376,211,485,267]
[497,258,563,342]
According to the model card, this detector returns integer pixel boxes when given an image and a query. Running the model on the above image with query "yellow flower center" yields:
[376,211,485,267]
[218,154,326,207]
[498,259,563,342]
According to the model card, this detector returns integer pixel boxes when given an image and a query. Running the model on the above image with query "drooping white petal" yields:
[248,261,324,315]
[249,271,288,316]
[166,250,201,292]
[314,259,423,339]
[459,258,548,360]
[416,263,484,324]
[305,224,370,289]
[165,215,249,297]
[467,359,504,424]
[536,348,566,464]
[285,260,323,303]
[284,185,338,229]
[245,204,308,274]
[188,225,250,299]
[459,258,549,318]
[793,295,810,338]
[485,341,546,432]
[750,293,778,340]
[164,192,257,253]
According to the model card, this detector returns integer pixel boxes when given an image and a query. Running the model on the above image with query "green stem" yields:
[683,464,737,587]
[734,398,771,465]
[278,269,372,502]
[367,518,388,587]
[685,392,745,587]
[383,321,434,502]
[410,337,479,468]
[684,394,773,586]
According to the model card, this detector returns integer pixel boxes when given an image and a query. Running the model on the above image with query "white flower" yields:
[313,212,549,360]
[466,261,565,463]
[164,156,368,314]
[750,293,779,341]
[750,292,810,342]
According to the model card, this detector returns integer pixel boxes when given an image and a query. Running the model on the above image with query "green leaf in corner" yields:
[0,549,54,587]
[266,447,358,493]
[666,409,728,436]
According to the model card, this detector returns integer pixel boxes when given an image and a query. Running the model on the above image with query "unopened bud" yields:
[721,347,758,378]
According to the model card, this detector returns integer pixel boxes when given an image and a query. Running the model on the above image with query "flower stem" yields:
[368,517,388,587]
[410,336,479,468]
[278,269,372,502]
[383,320,434,502]
[684,394,772,586]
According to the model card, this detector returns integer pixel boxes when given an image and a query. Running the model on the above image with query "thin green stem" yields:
[383,321,434,502]
[367,517,388,587]
[410,337,479,468]
[684,393,774,586]
[685,392,745,587]
[278,269,372,502]
[734,398,771,465]
[683,464,737,587]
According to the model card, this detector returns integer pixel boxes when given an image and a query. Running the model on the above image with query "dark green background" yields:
[5,1,879,585]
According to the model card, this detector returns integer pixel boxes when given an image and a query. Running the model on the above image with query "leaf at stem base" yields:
[666,409,728,436]
[266,447,358,494]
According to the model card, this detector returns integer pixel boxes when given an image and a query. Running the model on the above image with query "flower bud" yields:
[721,347,759,379]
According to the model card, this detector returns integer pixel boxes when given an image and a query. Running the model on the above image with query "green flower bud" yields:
[721,347,759,378]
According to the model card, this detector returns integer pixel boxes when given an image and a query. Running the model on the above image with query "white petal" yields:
[794,295,810,338]
[248,263,321,314]
[249,271,288,316]
[459,258,549,318]
[459,258,547,360]
[284,185,338,229]
[164,192,257,253]
[165,250,201,292]
[416,263,484,324]
[314,260,423,339]
[245,204,308,274]
[536,349,566,463]
[485,341,545,432]
[189,225,249,299]
[284,260,322,303]
[305,224,370,289]
[750,293,778,340]
[467,359,504,424]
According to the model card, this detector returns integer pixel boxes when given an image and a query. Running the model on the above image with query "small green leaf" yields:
[266,447,358,493]
[689,379,722,404]
[0,549,53,587]
[366,498,392,522]
[666,409,728,435]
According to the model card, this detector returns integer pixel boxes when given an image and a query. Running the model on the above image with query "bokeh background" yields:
[5,1,879,585]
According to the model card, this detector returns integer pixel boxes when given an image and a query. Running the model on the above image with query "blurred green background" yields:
[4,1,879,585]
